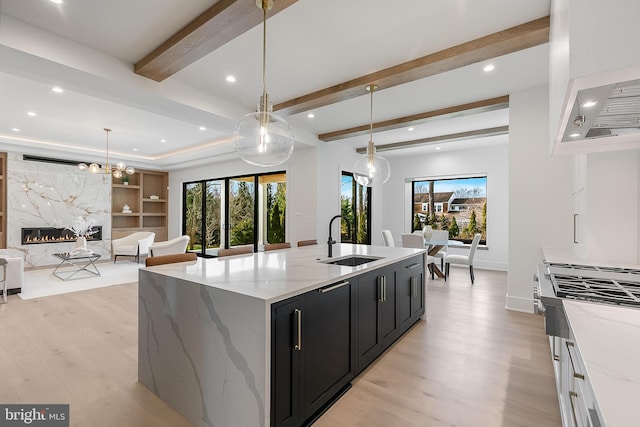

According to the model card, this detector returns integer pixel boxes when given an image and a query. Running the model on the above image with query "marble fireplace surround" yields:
[7,154,113,267]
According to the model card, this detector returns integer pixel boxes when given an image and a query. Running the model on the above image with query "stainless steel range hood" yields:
[561,78,640,143]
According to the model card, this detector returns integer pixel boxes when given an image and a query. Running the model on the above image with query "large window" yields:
[341,172,371,244]
[412,176,487,244]
[183,172,286,256]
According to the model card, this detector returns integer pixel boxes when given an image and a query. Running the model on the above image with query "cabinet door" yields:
[356,269,384,372]
[397,256,425,333]
[300,280,353,419]
[271,297,302,427]
[378,266,399,348]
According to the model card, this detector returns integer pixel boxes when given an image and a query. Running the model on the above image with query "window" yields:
[183,172,286,256]
[412,176,487,244]
[341,172,371,244]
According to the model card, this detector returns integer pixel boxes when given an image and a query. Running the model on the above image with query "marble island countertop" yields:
[563,300,640,427]
[142,243,424,303]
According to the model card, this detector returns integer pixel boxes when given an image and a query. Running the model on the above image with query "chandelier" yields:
[353,84,390,187]
[78,128,135,178]
[233,0,294,167]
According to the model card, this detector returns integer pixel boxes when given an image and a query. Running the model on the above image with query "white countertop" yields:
[563,300,640,427]
[142,243,424,303]
[542,248,640,269]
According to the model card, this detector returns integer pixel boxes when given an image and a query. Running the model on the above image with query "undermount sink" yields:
[321,255,383,267]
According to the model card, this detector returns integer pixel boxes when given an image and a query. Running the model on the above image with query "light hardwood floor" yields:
[0,268,561,427]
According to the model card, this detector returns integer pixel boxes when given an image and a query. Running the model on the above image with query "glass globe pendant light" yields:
[353,85,390,187]
[233,0,294,167]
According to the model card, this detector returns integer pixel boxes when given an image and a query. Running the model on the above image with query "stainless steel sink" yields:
[320,255,382,266]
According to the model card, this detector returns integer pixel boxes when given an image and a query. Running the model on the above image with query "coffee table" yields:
[52,252,102,281]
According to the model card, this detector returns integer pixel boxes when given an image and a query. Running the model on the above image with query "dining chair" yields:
[381,230,394,247]
[264,242,292,251]
[401,233,434,280]
[145,252,197,267]
[444,233,481,284]
[297,239,317,247]
[217,246,254,257]
[430,229,449,270]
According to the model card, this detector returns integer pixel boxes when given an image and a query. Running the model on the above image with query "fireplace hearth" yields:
[21,226,102,245]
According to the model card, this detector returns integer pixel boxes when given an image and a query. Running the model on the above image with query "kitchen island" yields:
[138,243,425,427]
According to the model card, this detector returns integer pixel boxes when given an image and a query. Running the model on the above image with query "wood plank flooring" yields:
[0,268,561,427]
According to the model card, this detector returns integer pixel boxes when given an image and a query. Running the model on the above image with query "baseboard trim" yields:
[505,295,534,313]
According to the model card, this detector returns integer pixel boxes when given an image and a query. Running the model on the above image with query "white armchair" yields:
[149,235,190,257]
[112,231,156,263]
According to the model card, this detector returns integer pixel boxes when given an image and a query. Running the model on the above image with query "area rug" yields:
[19,261,142,300]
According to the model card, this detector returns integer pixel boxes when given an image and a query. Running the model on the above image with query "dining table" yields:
[425,237,460,279]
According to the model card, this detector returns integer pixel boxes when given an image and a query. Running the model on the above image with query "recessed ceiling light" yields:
[581,100,598,108]
[226,75,236,83]
[133,148,139,152]
[27,111,37,116]
[160,139,167,143]
[50,0,63,4]
[435,147,441,150]
[407,127,414,131]
[199,126,206,131]
[569,133,581,138]
[11,128,20,132]
[483,64,495,72]
[307,113,314,119]
[52,86,64,93]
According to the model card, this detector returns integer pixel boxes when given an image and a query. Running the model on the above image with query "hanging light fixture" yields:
[233,0,294,167]
[353,84,390,187]
[78,128,135,178]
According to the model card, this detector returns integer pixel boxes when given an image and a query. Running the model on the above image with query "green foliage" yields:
[229,181,254,245]
[481,202,487,234]
[185,184,203,250]
[413,214,422,231]
[448,216,460,237]
[439,213,449,231]
[267,182,286,243]
[230,219,254,246]
[463,210,479,238]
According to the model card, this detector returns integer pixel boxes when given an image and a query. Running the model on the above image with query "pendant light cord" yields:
[261,4,268,113]
[369,86,374,141]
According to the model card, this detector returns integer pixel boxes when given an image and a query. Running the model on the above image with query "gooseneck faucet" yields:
[327,214,350,257]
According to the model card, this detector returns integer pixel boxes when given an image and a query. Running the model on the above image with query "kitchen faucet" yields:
[327,214,350,257]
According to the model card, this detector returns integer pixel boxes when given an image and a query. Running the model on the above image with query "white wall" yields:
[167,146,317,246]
[382,144,509,271]
[507,85,573,312]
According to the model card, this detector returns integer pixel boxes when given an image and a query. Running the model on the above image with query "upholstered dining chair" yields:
[382,230,394,247]
[430,229,449,270]
[264,242,292,251]
[149,235,190,257]
[145,252,197,267]
[444,233,481,284]
[217,246,254,257]
[297,239,317,247]
[401,233,435,280]
[112,231,156,263]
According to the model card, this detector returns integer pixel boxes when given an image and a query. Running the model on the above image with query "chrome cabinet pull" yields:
[573,214,579,244]
[410,276,416,297]
[294,309,302,351]
[319,280,350,293]
[552,337,560,362]
[566,341,584,379]
[382,275,387,302]
[406,263,420,270]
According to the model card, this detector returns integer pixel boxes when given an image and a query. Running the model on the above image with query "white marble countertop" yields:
[142,243,424,303]
[563,300,640,427]
[542,247,640,269]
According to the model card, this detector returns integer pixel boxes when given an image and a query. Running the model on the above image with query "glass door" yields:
[227,176,255,248]
[259,172,286,245]
[204,180,223,255]
[184,182,203,254]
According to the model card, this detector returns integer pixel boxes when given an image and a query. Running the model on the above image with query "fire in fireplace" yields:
[21,227,103,245]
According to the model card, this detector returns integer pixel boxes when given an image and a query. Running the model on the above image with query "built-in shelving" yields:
[111,169,168,241]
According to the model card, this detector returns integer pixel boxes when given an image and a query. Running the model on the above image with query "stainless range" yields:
[535,261,640,338]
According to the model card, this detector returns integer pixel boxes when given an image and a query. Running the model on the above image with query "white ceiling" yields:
[0,0,551,169]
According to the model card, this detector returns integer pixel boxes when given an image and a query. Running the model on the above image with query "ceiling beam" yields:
[319,96,509,142]
[135,0,299,82]
[355,126,509,154]
[275,16,548,115]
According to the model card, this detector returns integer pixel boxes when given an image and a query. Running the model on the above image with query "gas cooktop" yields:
[547,262,640,307]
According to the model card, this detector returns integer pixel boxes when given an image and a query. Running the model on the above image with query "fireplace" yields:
[21,226,103,245]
